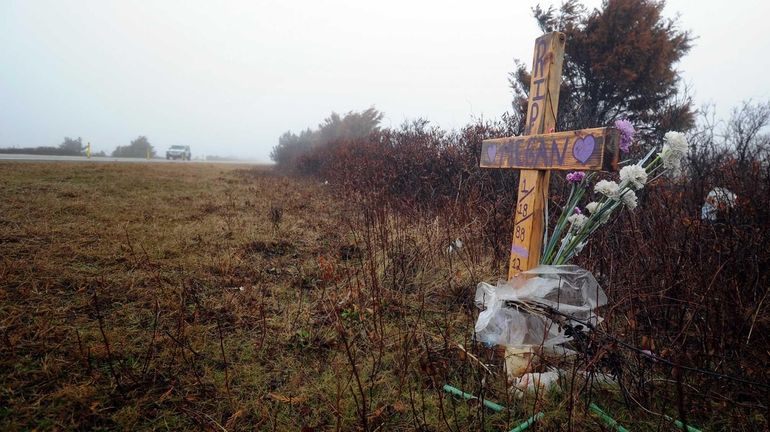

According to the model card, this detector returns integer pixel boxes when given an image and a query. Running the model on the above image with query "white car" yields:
[166,145,191,160]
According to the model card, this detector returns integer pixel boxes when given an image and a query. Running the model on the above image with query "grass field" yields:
[0,163,481,430]
[0,162,750,431]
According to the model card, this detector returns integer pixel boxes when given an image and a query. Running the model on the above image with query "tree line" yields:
[0,136,157,158]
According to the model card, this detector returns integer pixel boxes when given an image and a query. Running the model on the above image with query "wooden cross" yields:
[480,32,620,279]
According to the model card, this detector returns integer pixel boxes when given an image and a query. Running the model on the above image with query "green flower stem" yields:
[548,156,667,264]
[541,173,595,265]
[541,186,579,264]
[541,184,576,263]
[553,196,620,264]
[643,154,661,170]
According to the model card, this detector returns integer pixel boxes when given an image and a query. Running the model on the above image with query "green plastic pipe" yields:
[589,403,630,432]
[442,384,546,431]
[442,384,505,412]
[664,415,702,432]
[508,412,545,432]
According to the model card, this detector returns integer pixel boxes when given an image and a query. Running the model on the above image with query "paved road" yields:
[0,153,267,165]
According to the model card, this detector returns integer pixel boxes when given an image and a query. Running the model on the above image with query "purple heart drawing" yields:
[486,144,497,163]
[573,134,596,164]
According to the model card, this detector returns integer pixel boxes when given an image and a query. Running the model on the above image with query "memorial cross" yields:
[480,32,620,279]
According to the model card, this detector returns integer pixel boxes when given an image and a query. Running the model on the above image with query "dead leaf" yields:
[225,409,245,429]
[392,401,407,413]
[268,392,307,405]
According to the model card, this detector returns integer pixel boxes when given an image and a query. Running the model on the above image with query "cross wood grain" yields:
[480,127,619,172]
[508,32,565,278]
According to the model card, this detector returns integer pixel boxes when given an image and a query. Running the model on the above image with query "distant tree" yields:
[270,129,314,167]
[689,100,770,171]
[510,0,695,144]
[59,137,84,155]
[270,107,383,169]
[723,101,770,166]
[315,108,384,145]
[112,136,156,158]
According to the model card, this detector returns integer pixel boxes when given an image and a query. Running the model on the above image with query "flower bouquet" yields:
[540,121,689,265]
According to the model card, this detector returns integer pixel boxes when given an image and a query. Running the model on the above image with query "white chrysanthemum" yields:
[621,190,638,210]
[586,201,612,224]
[567,213,588,231]
[659,145,682,176]
[659,131,688,177]
[585,202,600,214]
[594,180,620,199]
[665,131,688,154]
[619,164,648,190]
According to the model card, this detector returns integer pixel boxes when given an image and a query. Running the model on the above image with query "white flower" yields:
[621,190,638,210]
[659,144,681,170]
[585,201,612,224]
[619,164,648,190]
[659,131,688,177]
[594,180,620,199]
[665,131,689,154]
[567,214,588,231]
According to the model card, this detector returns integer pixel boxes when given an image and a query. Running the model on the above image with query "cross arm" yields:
[480,126,620,172]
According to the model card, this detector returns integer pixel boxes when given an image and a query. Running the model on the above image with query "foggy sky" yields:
[1,0,768,161]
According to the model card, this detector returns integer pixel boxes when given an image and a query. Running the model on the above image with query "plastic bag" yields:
[510,369,617,396]
[701,187,737,221]
[510,370,562,395]
[474,265,606,348]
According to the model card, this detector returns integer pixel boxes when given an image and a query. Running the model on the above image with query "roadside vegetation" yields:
[2,127,769,431]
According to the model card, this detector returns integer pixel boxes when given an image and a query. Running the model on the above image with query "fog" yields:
[1,0,768,161]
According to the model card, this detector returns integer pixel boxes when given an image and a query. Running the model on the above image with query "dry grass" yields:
[1,162,763,431]
[0,163,499,430]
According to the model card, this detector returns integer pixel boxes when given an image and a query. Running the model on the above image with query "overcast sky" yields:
[1,0,768,161]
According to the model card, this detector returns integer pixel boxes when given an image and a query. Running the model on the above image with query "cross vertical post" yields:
[480,32,619,279]
[509,32,566,278]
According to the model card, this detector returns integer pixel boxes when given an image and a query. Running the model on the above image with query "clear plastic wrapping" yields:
[474,265,606,349]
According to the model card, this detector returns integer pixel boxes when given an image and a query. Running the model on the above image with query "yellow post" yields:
[508,32,565,278]
[146,147,150,160]
[86,142,91,159]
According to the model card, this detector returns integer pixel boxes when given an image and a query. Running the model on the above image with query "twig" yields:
[526,301,770,390]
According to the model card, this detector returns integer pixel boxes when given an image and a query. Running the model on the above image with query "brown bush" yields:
[279,105,770,426]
